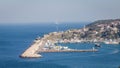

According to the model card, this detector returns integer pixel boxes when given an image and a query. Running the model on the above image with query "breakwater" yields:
[40,49,98,53]
[20,38,98,58]
[20,40,43,58]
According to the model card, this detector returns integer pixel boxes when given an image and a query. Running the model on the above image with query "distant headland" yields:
[20,19,120,58]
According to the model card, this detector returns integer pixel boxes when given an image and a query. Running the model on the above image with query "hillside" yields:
[85,19,120,40]
[62,19,120,41]
[42,19,120,43]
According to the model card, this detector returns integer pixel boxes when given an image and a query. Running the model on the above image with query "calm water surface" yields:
[0,23,120,68]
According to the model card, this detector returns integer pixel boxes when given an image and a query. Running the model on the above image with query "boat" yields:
[94,43,101,47]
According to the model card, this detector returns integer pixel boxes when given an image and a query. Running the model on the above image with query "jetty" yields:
[39,49,98,53]
[20,40,43,58]
[20,39,98,58]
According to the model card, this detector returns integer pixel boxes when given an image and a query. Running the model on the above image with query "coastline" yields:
[20,30,119,58]
[20,36,98,58]
[20,19,120,58]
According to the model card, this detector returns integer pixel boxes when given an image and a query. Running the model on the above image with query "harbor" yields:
[20,19,120,58]
[20,39,98,58]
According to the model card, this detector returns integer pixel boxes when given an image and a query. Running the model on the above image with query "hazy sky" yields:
[0,0,120,24]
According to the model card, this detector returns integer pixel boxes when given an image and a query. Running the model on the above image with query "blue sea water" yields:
[0,23,120,68]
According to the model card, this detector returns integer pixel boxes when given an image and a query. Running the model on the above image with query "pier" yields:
[20,40,44,58]
[20,39,98,58]
[39,49,98,53]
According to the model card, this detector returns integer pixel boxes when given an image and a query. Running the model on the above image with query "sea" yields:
[0,22,120,68]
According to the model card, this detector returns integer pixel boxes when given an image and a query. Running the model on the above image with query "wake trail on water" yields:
[109,49,119,54]
[90,48,120,57]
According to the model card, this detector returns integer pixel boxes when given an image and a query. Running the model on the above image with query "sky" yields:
[0,0,120,24]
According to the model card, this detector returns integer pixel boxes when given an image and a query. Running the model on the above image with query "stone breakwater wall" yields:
[20,40,43,58]
[20,33,98,58]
